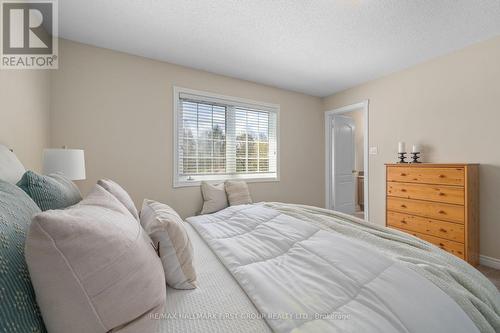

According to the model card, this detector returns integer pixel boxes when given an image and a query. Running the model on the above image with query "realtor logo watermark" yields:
[1,0,58,69]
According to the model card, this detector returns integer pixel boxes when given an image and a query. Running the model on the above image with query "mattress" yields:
[159,223,271,333]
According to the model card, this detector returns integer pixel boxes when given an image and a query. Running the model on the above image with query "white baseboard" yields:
[479,255,500,269]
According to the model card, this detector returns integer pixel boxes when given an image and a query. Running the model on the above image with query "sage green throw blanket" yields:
[264,202,500,333]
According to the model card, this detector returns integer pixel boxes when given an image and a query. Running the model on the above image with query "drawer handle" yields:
[401,220,407,224]
[439,228,447,233]
[439,192,446,196]
[438,210,446,215]
[401,204,407,208]
[439,174,446,178]
[400,173,407,176]
[401,189,407,192]
[439,243,445,247]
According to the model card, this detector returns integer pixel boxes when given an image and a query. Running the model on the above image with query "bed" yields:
[162,222,272,332]
[1,144,499,333]
[164,203,500,333]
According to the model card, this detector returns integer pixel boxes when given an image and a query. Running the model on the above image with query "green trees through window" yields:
[179,100,276,177]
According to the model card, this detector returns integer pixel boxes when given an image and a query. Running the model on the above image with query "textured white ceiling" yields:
[59,0,500,96]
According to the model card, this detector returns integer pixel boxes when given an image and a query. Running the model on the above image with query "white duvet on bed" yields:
[187,204,479,333]
[161,222,271,333]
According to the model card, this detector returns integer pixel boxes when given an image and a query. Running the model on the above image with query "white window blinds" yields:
[175,88,278,186]
[179,100,227,175]
[233,108,277,174]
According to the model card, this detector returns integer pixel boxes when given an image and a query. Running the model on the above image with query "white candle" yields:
[412,144,420,153]
[398,142,406,153]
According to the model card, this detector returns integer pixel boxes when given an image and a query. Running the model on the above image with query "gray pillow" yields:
[25,185,166,333]
[97,179,139,221]
[17,171,82,211]
[225,180,253,206]
[0,144,25,184]
[0,180,46,332]
[200,181,228,214]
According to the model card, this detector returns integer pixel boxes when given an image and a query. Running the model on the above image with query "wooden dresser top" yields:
[385,163,478,167]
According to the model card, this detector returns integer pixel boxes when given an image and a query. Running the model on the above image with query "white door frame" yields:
[325,100,369,220]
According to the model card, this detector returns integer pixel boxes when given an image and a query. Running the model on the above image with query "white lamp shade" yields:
[43,149,86,180]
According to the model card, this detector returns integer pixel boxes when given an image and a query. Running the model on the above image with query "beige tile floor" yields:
[477,265,500,290]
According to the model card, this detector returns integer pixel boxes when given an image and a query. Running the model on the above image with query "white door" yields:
[331,115,356,214]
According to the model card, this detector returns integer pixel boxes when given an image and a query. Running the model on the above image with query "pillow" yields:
[225,180,252,206]
[0,180,46,333]
[17,171,82,211]
[200,181,228,214]
[97,179,139,221]
[25,185,166,333]
[0,144,25,184]
[140,199,197,289]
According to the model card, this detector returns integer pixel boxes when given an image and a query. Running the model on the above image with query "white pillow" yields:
[97,178,139,221]
[0,144,25,184]
[200,181,228,214]
[225,180,253,206]
[25,185,166,333]
[141,199,197,290]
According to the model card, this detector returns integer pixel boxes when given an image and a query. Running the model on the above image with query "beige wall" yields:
[6,35,498,260]
[323,36,500,260]
[50,40,324,218]
[0,70,50,172]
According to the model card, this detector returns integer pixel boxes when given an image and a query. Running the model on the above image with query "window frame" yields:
[173,86,280,188]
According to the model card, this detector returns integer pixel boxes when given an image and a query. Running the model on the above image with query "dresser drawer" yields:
[387,167,464,186]
[387,182,465,205]
[387,197,464,223]
[387,211,464,242]
[392,227,465,259]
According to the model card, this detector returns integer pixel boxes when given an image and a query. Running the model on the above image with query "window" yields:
[174,87,279,187]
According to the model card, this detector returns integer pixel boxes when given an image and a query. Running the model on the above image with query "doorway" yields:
[325,101,369,220]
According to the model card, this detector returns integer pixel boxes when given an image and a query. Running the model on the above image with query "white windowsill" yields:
[173,173,279,188]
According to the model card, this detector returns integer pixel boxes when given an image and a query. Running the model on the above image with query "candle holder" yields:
[398,152,407,163]
[410,152,421,163]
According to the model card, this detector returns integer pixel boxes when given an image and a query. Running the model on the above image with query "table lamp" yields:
[42,147,86,180]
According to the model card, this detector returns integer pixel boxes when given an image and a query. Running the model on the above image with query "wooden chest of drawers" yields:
[385,164,479,266]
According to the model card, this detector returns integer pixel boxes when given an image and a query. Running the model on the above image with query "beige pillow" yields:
[97,178,139,221]
[140,199,197,289]
[25,185,166,333]
[225,180,253,206]
[200,181,228,214]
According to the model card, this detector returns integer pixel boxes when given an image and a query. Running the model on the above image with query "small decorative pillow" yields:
[17,170,82,211]
[0,144,25,184]
[200,181,228,214]
[97,179,139,221]
[0,180,46,333]
[225,180,252,206]
[25,185,166,333]
[140,199,197,290]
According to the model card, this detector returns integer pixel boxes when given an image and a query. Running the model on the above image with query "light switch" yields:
[369,146,378,155]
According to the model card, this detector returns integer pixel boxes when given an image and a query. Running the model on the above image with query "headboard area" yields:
[0,144,26,184]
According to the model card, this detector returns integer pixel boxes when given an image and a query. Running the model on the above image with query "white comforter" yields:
[187,204,479,333]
